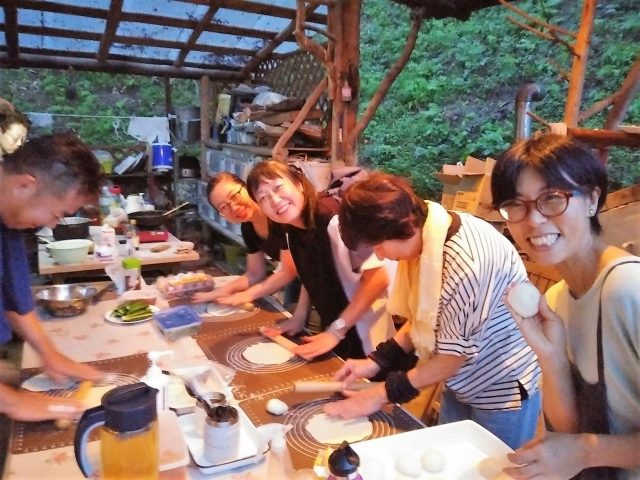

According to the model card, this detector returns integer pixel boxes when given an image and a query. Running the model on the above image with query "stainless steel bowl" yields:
[35,285,98,317]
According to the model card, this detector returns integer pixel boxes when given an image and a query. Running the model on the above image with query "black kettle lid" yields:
[102,382,157,432]
[328,441,360,476]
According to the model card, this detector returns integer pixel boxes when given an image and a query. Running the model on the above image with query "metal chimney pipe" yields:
[514,83,546,141]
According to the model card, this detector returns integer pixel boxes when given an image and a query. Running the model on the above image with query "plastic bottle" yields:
[99,186,114,220]
[266,424,295,480]
[141,350,173,412]
[122,257,141,291]
[327,441,363,480]
[130,219,140,250]
[95,224,117,262]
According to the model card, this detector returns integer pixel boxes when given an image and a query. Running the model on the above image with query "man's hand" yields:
[293,332,339,360]
[324,382,387,419]
[334,357,381,385]
[40,349,104,385]
[0,384,86,422]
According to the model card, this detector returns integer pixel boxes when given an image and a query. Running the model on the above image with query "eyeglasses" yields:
[215,185,244,216]
[498,190,580,223]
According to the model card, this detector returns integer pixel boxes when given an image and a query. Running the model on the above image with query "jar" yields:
[203,405,240,464]
[193,392,227,437]
[122,257,142,291]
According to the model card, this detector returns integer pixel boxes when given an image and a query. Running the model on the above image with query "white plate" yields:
[352,420,515,480]
[178,409,267,474]
[104,304,160,324]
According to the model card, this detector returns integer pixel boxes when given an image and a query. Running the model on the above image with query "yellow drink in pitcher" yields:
[100,420,159,479]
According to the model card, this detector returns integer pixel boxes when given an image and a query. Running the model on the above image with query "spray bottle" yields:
[260,423,295,479]
[327,441,363,480]
[141,350,174,412]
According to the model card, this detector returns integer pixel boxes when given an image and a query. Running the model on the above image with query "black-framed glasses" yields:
[498,190,580,223]
[215,185,244,216]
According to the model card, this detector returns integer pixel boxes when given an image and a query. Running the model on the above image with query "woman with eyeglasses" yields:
[0,105,30,159]
[191,172,302,310]
[246,161,395,361]
[492,133,640,479]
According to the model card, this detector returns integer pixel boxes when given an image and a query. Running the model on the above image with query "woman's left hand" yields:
[216,291,254,306]
[293,332,339,360]
[324,382,387,419]
[505,431,589,479]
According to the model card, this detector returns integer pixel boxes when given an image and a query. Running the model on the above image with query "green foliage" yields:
[359,0,639,197]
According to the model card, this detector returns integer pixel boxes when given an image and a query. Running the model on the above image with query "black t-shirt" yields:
[240,220,285,261]
[285,196,365,359]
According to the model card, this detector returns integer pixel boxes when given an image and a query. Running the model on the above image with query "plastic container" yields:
[155,272,215,301]
[266,426,295,479]
[95,225,117,262]
[203,405,240,465]
[153,305,202,341]
[152,143,174,171]
[122,257,142,291]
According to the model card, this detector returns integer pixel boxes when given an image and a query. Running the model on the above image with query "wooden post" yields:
[329,0,343,165]
[200,75,212,174]
[564,0,597,126]
[340,0,362,166]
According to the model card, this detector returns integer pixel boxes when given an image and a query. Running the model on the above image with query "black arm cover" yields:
[368,338,418,374]
[385,371,420,404]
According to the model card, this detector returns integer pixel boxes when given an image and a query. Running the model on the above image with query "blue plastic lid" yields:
[153,305,202,329]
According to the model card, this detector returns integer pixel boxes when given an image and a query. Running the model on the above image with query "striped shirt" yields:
[436,213,541,410]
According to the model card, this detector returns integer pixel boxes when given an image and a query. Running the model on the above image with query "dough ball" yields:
[266,398,289,415]
[477,457,504,479]
[507,282,541,318]
[421,448,446,473]
[394,453,421,477]
[292,468,319,479]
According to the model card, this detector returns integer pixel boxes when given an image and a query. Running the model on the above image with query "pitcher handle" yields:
[74,405,105,478]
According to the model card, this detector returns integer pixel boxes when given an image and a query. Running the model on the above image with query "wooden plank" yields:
[602,184,640,211]
[174,5,220,68]
[3,2,19,67]
[255,109,324,125]
[97,0,123,63]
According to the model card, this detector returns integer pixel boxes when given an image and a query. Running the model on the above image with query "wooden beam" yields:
[564,0,597,126]
[174,6,219,68]
[568,127,640,148]
[97,0,123,63]
[0,53,245,80]
[340,0,361,166]
[200,75,212,169]
[2,1,19,67]
[187,0,327,23]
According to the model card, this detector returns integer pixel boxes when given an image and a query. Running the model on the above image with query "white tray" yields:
[352,420,514,480]
[178,409,268,475]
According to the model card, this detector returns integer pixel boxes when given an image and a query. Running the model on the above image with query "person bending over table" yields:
[324,171,541,450]
[0,133,104,422]
[245,161,395,361]
[492,133,640,479]
[0,105,30,160]
[191,171,301,309]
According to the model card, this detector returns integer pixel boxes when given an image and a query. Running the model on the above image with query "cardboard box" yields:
[436,156,503,222]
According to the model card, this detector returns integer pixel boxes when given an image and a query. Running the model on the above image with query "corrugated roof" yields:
[0,0,328,79]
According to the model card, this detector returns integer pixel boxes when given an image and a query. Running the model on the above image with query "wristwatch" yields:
[328,317,347,340]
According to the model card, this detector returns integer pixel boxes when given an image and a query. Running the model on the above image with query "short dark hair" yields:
[491,133,608,234]
[246,160,318,229]
[339,171,426,250]
[0,105,30,132]
[206,171,244,205]
[3,132,102,198]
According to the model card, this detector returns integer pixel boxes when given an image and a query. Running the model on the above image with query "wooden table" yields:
[38,230,199,283]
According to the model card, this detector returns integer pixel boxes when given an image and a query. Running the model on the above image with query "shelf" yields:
[106,172,171,178]
[203,140,329,156]
[200,215,245,247]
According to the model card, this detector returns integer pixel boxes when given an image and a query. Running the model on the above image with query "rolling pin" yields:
[258,326,298,353]
[54,380,93,429]
[294,380,380,393]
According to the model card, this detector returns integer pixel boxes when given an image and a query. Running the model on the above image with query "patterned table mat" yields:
[12,353,149,454]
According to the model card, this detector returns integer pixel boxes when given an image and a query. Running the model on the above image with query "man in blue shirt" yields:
[0,132,103,422]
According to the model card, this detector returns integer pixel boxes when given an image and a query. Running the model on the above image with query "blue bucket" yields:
[152,143,173,171]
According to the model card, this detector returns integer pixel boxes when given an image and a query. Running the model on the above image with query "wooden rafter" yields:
[97,0,123,63]
[173,5,220,68]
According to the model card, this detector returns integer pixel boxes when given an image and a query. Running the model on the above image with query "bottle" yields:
[266,426,296,480]
[130,219,140,250]
[327,441,363,480]
[141,350,173,412]
[122,256,142,291]
[95,223,116,262]
[99,186,114,221]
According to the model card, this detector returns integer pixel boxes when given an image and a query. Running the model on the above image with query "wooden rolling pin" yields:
[54,380,93,429]
[294,380,380,393]
[258,326,298,353]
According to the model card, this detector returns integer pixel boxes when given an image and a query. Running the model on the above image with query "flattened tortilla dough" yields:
[242,342,295,365]
[306,412,373,444]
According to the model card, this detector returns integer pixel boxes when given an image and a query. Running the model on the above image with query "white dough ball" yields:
[507,282,541,318]
[421,448,446,473]
[477,456,504,479]
[394,453,421,477]
[266,398,289,415]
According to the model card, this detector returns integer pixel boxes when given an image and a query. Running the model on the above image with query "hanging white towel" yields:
[127,117,171,144]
